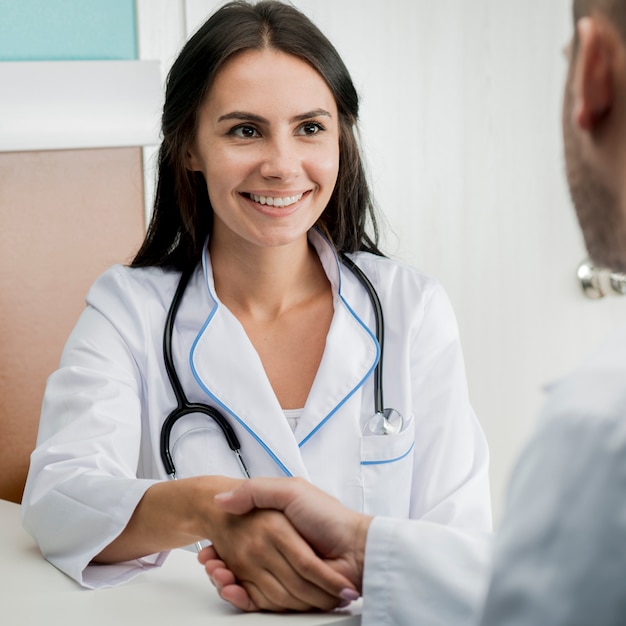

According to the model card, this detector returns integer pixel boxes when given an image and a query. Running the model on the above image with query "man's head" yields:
[564,0,626,271]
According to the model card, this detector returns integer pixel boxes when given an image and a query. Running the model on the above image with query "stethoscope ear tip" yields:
[365,408,403,436]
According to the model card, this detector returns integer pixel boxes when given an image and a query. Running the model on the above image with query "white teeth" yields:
[250,193,303,207]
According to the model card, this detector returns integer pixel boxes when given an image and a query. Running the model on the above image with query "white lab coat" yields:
[362,322,626,626]
[22,229,491,589]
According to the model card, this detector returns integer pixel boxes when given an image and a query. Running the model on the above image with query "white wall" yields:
[137,0,626,522]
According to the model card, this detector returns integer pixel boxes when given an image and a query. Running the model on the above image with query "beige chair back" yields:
[0,147,145,502]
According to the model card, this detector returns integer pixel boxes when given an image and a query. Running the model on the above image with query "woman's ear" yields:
[186,147,201,172]
[572,16,616,132]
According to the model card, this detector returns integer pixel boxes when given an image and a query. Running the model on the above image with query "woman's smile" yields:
[246,192,305,208]
[240,190,312,218]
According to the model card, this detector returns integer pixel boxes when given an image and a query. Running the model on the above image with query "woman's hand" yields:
[94,474,352,611]
[93,475,245,563]
[199,545,259,610]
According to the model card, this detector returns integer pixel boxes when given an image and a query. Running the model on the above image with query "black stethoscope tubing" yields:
[160,268,251,479]
[159,254,387,480]
[339,254,385,415]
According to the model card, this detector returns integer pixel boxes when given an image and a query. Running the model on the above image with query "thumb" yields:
[213,478,297,515]
[213,484,255,514]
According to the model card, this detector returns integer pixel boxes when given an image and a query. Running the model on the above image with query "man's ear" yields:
[572,16,616,131]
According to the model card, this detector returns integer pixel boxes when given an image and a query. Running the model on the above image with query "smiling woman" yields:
[21,0,491,614]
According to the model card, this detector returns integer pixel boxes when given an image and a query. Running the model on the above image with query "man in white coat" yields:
[200,0,626,623]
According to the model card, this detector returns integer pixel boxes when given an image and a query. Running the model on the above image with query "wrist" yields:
[185,475,246,541]
[353,513,373,592]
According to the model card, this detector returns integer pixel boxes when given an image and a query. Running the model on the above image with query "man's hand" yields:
[199,477,371,611]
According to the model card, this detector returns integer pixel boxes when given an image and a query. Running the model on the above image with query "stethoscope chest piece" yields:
[365,408,403,436]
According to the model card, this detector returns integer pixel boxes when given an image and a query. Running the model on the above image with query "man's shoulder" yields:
[541,323,626,431]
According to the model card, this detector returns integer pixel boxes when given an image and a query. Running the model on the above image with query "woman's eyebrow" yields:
[217,109,332,124]
[217,111,268,123]
[290,109,332,122]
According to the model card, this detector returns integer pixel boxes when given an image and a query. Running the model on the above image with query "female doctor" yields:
[22,0,491,613]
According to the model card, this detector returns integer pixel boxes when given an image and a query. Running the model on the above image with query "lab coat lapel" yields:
[296,233,379,446]
[188,248,309,479]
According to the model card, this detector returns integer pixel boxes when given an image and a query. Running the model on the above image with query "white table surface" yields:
[0,499,361,626]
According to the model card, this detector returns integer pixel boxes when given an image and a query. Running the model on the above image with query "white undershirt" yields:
[283,408,304,432]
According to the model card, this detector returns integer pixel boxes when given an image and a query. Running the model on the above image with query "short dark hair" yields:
[132,0,382,271]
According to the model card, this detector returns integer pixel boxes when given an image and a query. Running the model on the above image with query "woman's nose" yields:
[259,137,301,180]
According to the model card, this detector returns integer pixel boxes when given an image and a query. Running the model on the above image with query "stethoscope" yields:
[159,254,403,483]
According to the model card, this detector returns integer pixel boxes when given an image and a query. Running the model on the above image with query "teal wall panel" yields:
[0,0,137,61]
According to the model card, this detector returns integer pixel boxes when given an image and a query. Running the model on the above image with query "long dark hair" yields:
[132,0,382,271]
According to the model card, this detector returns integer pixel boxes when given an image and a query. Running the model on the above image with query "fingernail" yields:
[339,588,360,602]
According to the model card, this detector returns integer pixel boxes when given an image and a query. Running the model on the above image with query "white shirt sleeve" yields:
[362,516,492,626]
[479,398,626,625]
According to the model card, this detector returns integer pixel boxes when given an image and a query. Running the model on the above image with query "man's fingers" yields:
[275,531,357,598]
[206,558,329,613]
[249,538,351,611]
[240,566,340,613]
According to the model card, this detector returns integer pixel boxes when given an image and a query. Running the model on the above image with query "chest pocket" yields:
[169,414,246,479]
[360,414,415,517]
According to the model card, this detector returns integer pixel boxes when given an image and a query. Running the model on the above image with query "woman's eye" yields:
[297,122,324,136]
[231,125,260,138]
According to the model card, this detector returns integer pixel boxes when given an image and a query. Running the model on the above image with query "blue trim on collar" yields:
[298,290,379,447]
[188,242,294,477]
[298,231,380,447]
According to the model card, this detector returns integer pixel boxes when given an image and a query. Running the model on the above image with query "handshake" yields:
[198,477,371,612]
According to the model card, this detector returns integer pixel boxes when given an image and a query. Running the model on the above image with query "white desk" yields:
[0,499,361,626]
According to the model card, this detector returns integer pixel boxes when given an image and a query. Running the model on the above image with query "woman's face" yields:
[188,48,340,252]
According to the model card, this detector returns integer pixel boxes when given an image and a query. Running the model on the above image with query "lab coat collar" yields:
[297,230,379,446]
[189,230,378,476]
